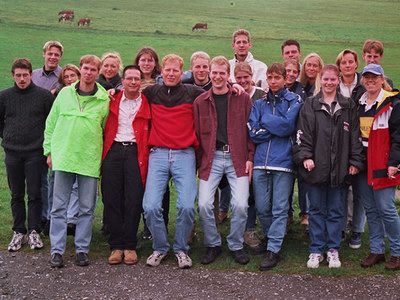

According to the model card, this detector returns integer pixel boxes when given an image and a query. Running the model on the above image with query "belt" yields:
[216,144,230,153]
[114,141,136,146]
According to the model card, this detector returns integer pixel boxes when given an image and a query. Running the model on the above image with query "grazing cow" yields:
[192,23,208,31]
[78,18,91,27]
[59,13,74,23]
[58,10,74,16]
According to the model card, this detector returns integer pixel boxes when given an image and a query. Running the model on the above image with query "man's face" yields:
[232,35,251,58]
[43,46,62,71]
[161,60,182,87]
[190,57,210,84]
[267,72,285,93]
[80,62,100,86]
[13,68,32,89]
[210,63,229,91]
[234,70,252,93]
[363,49,383,65]
[122,69,141,96]
[282,45,300,61]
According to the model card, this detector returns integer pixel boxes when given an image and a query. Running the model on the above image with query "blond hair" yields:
[299,53,324,96]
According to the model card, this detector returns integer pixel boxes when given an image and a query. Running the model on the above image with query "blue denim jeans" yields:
[50,171,98,255]
[198,151,249,251]
[347,185,366,233]
[353,172,400,256]
[143,147,197,254]
[308,184,347,254]
[253,169,294,253]
[297,176,309,216]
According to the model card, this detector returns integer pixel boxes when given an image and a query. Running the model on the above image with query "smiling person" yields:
[182,51,212,91]
[97,52,123,90]
[0,58,54,252]
[248,63,303,270]
[299,53,324,97]
[194,56,254,266]
[281,40,301,62]
[293,64,363,269]
[44,55,110,268]
[102,65,151,265]
[353,64,400,270]
[142,54,204,269]
[134,47,163,91]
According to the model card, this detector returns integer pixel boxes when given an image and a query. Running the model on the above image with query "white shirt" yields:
[339,74,358,98]
[114,93,142,142]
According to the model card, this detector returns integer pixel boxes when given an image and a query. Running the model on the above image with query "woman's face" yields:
[138,53,156,77]
[234,70,252,93]
[63,69,79,86]
[285,63,299,87]
[321,69,339,95]
[305,56,321,80]
[101,57,120,79]
[339,53,357,77]
[363,73,384,95]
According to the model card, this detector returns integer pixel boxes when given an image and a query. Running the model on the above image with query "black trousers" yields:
[5,149,45,234]
[101,142,144,250]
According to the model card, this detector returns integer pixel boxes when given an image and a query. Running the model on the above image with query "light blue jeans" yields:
[198,151,249,251]
[353,172,400,256]
[253,170,294,253]
[143,147,197,254]
[50,171,97,255]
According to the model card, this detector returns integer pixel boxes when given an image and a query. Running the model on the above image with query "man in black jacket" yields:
[0,58,54,252]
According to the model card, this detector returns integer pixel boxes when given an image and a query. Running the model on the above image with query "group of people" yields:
[0,29,399,271]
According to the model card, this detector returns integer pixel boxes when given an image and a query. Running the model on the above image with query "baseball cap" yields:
[361,64,384,76]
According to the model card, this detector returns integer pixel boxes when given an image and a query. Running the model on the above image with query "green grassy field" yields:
[0,0,400,275]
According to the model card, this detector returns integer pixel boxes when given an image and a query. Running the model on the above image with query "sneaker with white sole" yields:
[307,253,323,268]
[175,251,192,269]
[8,232,28,252]
[327,249,341,268]
[146,251,167,267]
[348,232,361,249]
[28,230,43,250]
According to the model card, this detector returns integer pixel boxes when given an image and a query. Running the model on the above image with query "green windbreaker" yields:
[43,82,109,178]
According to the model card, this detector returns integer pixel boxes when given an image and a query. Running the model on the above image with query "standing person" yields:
[335,49,366,249]
[281,40,301,62]
[0,58,54,251]
[44,55,110,268]
[293,65,363,269]
[32,40,64,234]
[299,53,324,97]
[97,52,123,90]
[142,54,204,269]
[194,56,254,265]
[284,59,306,100]
[229,29,268,90]
[354,64,400,270]
[248,63,303,270]
[182,51,212,91]
[102,65,151,265]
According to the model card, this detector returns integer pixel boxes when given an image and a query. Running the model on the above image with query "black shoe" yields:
[42,220,50,236]
[259,250,280,271]
[67,223,76,236]
[50,253,64,268]
[201,246,222,264]
[142,231,152,241]
[76,252,90,266]
[231,249,250,265]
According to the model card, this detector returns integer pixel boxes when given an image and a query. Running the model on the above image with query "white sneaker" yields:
[307,253,323,268]
[175,251,192,269]
[327,249,341,268]
[146,251,167,267]
[28,230,43,250]
[8,232,28,252]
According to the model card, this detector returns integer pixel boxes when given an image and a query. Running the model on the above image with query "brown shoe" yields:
[361,253,385,268]
[124,250,138,265]
[300,214,309,227]
[108,250,123,265]
[217,211,228,224]
[385,255,400,270]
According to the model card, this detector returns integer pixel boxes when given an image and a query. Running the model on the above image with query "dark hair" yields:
[11,58,32,73]
[134,47,161,79]
[122,65,142,78]
[281,39,300,54]
[267,62,286,78]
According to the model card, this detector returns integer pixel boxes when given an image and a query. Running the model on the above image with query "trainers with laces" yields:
[146,251,167,267]
[8,232,28,252]
[244,229,261,248]
[307,253,323,268]
[349,232,362,249]
[28,230,43,250]
[175,251,192,269]
[76,252,90,266]
[327,249,341,268]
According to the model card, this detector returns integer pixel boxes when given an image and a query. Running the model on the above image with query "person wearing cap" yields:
[353,64,400,270]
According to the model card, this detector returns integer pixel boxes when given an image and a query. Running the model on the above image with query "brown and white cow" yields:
[78,18,91,27]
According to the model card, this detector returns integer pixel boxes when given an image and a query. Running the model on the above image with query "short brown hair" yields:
[234,62,253,77]
[210,56,230,73]
[11,58,32,74]
[43,41,64,55]
[79,54,102,71]
[281,39,300,54]
[362,39,384,55]
[232,29,251,44]
[336,49,358,68]
[162,54,184,69]
[59,64,80,85]
[267,62,286,78]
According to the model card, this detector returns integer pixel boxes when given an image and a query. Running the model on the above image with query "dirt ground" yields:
[1,251,400,300]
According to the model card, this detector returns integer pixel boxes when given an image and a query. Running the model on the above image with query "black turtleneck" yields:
[0,83,54,152]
